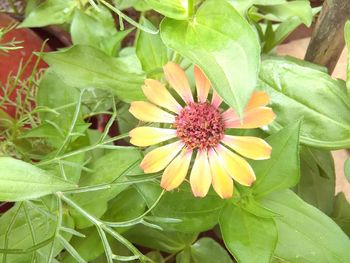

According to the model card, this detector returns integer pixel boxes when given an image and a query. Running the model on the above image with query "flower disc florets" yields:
[174,102,225,150]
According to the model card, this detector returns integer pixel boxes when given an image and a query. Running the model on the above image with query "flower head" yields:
[129,62,275,199]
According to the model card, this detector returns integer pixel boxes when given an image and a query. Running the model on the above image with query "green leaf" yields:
[124,225,197,253]
[262,17,304,53]
[61,228,104,263]
[160,0,260,116]
[331,193,350,237]
[147,252,165,263]
[252,121,301,198]
[137,182,225,233]
[102,187,147,233]
[227,0,286,15]
[0,203,74,263]
[136,18,168,74]
[344,157,350,183]
[262,190,350,262]
[71,8,129,56]
[145,0,189,20]
[69,147,142,228]
[41,45,145,103]
[176,237,233,263]
[219,204,277,263]
[0,157,76,201]
[346,21,350,93]
[259,57,350,149]
[296,147,335,215]
[20,0,76,28]
[258,1,313,26]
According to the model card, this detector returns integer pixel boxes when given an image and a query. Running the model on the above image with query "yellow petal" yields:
[222,135,271,160]
[246,91,269,110]
[161,148,192,191]
[215,144,256,186]
[211,91,223,108]
[163,62,194,103]
[140,141,184,173]
[190,150,212,197]
[224,107,275,129]
[208,148,233,199]
[194,66,210,103]
[129,127,177,147]
[129,101,175,123]
[142,79,182,114]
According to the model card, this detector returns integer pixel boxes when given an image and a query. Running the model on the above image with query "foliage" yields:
[0,0,350,263]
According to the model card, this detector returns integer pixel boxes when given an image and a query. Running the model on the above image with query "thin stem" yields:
[36,133,129,167]
[99,0,158,34]
[105,190,165,227]
[59,194,147,262]
[46,195,63,263]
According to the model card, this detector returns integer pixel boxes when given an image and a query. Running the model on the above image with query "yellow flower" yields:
[129,62,275,199]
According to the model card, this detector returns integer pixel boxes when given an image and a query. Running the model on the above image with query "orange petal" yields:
[215,144,256,186]
[142,79,182,114]
[211,91,222,108]
[222,135,272,160]
[194,66,210,103]
[160,148,192,191]
[246,91,269,110]
[140,141,184,173]
[224,107,275,129]
[129,101,175,123]
[129,127,177,147]
[208,148,233,199]
[163,62,194,103]
[190,150,212,197]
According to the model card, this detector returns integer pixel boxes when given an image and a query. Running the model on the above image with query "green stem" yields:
[36,133,129,167]
[188,0,195,17]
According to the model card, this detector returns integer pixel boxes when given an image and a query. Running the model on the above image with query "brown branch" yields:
[305,0,350,73]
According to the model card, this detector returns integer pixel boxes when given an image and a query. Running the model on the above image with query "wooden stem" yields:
[305,0,350,73]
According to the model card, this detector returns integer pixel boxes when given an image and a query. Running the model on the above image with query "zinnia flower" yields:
[129,62,275,198]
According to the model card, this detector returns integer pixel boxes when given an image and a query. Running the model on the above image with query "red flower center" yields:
[174,102,225,150]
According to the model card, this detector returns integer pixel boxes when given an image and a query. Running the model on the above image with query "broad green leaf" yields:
[102,188,147,233]
[262,190,350,262]
[219,205,277,263]
[252,121,301,198]
[146,251,165,263]
[296,147,335,215]
[136,18,168,74]
[0,203,74,263]
[124,225,197,253]
[71,8,129,56]
[20,0,76,28]
[160,0,260,116]
[262,17,303,53]
[61,228,104,263]
[228,0,286,14]
[258,1,313,26]
[331,193,350,237]
[145,0,189,20]
[259,57,350,149]
[176,238,233,263]
[41,45,145,103]
[69,147,142,228]
[137,182,225,232]
[345,21,350,93]
[0,157,76,201]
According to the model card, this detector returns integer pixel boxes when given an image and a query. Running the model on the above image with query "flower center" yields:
[174,102,225,150]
